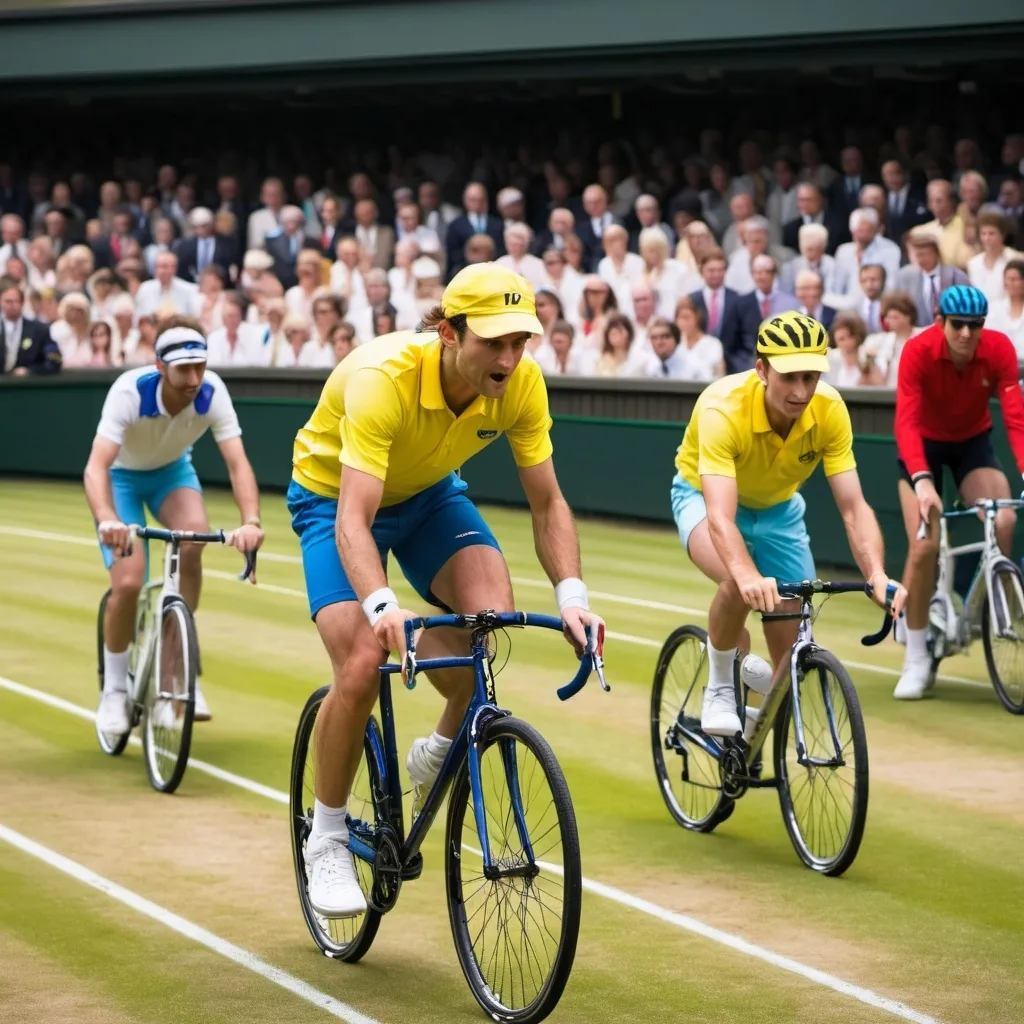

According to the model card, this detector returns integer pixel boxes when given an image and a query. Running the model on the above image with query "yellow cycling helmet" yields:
[756,311,830,373]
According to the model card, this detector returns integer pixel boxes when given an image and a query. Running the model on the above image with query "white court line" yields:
[0,822,381,1024]
[0,674,940,1024]
[0,524,989,689]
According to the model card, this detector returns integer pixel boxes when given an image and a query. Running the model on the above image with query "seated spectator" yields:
[578,182,621,271]
[311,294,344,348]
[721,192,758,256]
[852,264,888,333]
[766,152,800,235]
[689,248,755,374]
[594,312,638,377]
[834,208,902,294]
[631,193,675,251]
[411,256,444,319]
[206,292,268,366]
[986,258,1024,358]
[896,227,969,326]
[50,292,91,360]
[0,214,28,274]
[640,227,701,320]
[597,224,644,315]
[921,179,977,270]
[700,161,736,240]
[668,296,725,381]
[330,236,368,312]
[675,220,715,271]
[174,207,237,285]
[640,317,688,380]
[246,176,286,250]
[273,314,311,368]
[826,311,871,387]
[1,277,61,375]
[445,183,504,280]
[462,232,496,271]
[725,216,790,294]
[285,248,328,321]
[109,293,137,356]
[780,222,839,298]
[533,286,564,348]
[541,246,583,314]
[860,292,919,386]
[144,217,177,276]
[794,269,836,329]
[968,212,1019,301]
[87,268,122,321]
[563,233,586,274]
[388,238,420,305]
[266,206,317,289]
[65,320,118,368]
[736,254,798,325]
[197,264,228,334]
[26,236,56,292]
[123,311,157,366]
[373,305,398,337]
[783,183,843,254]
[535,207,576,256]
[135,251,199,320]
[3,255,27,294]
[262,301,292,367]
[496,223,546,290]
[533,319,597,377]
[331,321,357,363]
[352,267,415,342]
[395,202,441,261]
[629,283,658,353]
[246,273,284,326]
[881,158,930,245]
[957,170,989,244]
[115,257,145,300]
[574,274,617,346]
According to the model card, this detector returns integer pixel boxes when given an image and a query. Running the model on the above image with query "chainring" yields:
[368,824,403,913]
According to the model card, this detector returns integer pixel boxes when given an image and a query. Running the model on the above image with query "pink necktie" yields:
[761,296,770,319]
[708,290,720,334]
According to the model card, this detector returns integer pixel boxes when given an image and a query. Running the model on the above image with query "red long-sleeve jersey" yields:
[894,324,1024,479]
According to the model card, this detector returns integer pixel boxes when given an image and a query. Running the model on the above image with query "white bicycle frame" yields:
[926,499,1024,659]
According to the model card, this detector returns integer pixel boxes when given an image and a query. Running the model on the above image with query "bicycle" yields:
[651,579,894,877]
[289,610,608,1024]
[94,525,257,793]
[916,497,1024,713]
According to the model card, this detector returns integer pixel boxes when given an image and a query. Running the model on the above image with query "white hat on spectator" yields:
[497,187,524,209]
[189,207,214,228]
[243,249,275,272]
[412,256,442,281]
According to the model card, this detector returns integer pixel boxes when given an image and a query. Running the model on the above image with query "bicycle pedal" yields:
[401,853,423,881]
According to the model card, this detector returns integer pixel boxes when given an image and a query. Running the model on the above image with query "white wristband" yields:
[555,576,589,613]
[362,587,399,626]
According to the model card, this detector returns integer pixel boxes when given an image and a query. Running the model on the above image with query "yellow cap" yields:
[441,262,544,339]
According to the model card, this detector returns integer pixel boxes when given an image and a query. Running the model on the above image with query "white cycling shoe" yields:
[406,738,443,819]
[96,691,131,736]
[701,677,742,736]
[193,683,211,722]
[305,832,367,919]
[894,658,932,700]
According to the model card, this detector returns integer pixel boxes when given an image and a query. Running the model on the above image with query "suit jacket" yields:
[1,317,61,375]
[575,214,623,272]
[885,189,930,249]
[174,235,239,283]
[782,211,846,255]
[689,287,758,374]
[738,290,800,323]
[895,264,969,327]
[799,304,837,331]
[444,213,505,281]
[265,232,320,289]
[827,175,879,221]
[318,223,344,261]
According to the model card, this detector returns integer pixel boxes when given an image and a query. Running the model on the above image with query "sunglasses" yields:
[946,317,985,331]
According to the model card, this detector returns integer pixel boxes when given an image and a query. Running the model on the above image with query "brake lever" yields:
[403,618,419,689]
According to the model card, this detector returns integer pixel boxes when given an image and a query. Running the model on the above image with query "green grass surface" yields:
[0,479,1021,1024]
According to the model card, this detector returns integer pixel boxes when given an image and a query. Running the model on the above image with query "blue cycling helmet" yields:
[939,284,988,318]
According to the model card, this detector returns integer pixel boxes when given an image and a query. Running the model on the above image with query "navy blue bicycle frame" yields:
[347,611,602,875]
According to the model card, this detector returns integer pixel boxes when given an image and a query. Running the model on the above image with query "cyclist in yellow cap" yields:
[289,261,606,919]
[670,311,906,736]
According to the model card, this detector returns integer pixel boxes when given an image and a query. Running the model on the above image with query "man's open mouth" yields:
[490,373,507,383]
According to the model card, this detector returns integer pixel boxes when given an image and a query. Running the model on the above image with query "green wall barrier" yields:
[2,381,1020,573]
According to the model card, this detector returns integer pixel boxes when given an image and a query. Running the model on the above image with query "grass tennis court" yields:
[1,478,1022,1024]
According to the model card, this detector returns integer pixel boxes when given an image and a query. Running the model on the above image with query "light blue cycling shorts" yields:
[670,473,815,583]
[97,455,202,570]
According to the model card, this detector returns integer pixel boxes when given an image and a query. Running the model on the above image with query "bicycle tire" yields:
[94,588,131,757]
[142,597,196,794]
[651,625,734,832]
[774,647,868,877]
[289,686,383,963]
[981,562,1024,714]
[445,716,581,1024]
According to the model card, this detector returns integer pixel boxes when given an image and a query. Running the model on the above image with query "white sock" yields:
[103,646,130,695]
[707,642,737,690]
[313,800,349,840]
[424,731,453,767]
[906,627,929,662]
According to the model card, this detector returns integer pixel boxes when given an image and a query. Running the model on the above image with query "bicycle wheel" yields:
[290,686,383,963]
[651,625,734,832]
[141,597,196,794]
[94,588,131,757]
[446,716,581,1024]
[982,563,1024,714]
[774,648,868,876]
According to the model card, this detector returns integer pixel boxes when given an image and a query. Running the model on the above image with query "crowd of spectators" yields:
[2,125,1023,386]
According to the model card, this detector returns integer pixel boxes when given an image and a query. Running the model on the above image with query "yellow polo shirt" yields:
[292,331,553,504]
[675,370,856,509]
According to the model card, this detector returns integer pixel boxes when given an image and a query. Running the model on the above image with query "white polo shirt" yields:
[96,366,242,471]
